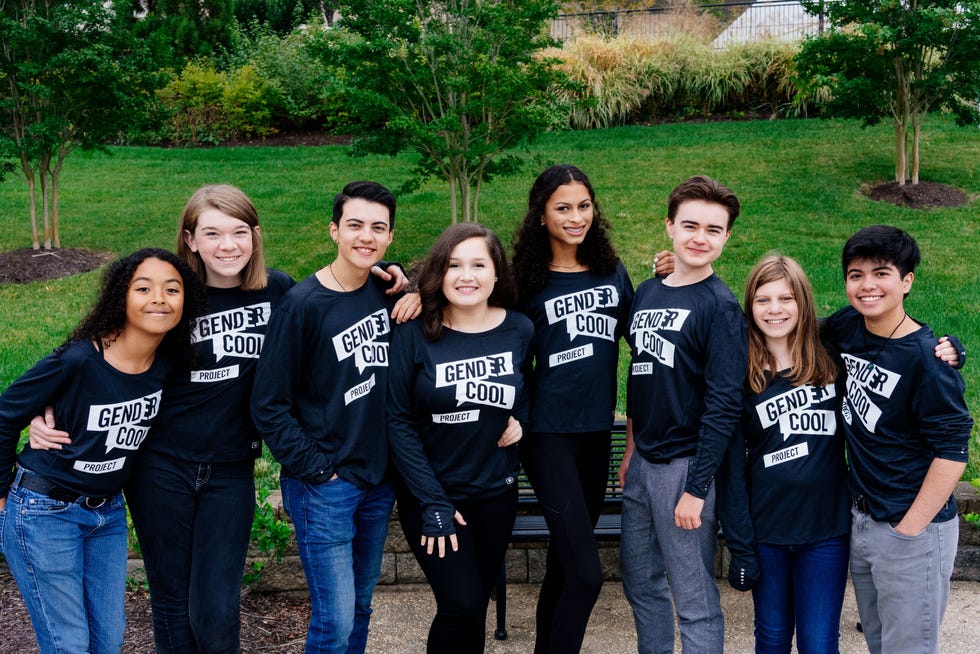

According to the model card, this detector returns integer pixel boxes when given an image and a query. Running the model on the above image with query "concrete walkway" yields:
[368,579,980,653]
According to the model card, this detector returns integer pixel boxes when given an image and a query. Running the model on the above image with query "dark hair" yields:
[67,248,208,367]
[512,164,619,302]
[177,184,268,290]
[667,175,740,229]
[332,181,396,229]
[841,225,920,279]
[418,223,515,341]
[744,253,837,394]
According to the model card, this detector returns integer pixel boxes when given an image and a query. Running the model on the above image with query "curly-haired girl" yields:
[0,248,205,653]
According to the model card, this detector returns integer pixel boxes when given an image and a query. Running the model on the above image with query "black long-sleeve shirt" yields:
[387,312,533,535]
[0,340,171,497]
[144,269,294,462]
[519,263,633,434]
[251,273,395,489]
[626,274,747,498]
[822,306,972,523]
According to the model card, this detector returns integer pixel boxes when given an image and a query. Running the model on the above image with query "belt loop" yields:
[12,465,26,489]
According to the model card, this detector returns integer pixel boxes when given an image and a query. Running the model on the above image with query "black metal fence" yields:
[552,1,833,45]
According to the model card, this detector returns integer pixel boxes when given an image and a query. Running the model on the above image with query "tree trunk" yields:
[39,156,52,249]
[910,118,921,186]
[50,160,62,248]
[892,58,910,186]
[21,155,40,250]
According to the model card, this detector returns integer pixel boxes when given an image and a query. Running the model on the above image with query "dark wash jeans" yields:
[751,535,849,654]
[126,451,256,654]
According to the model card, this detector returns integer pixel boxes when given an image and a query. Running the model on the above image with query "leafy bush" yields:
[155,61,282,145]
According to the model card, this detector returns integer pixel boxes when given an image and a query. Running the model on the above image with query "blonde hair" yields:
[744,253,836,394]
[176,184,268,290]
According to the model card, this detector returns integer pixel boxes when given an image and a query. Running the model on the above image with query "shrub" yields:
[552,32,805,127]
[155,61,282,145]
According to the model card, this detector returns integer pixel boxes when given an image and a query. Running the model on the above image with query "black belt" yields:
[16,470,110,509]
[852,495,872,515]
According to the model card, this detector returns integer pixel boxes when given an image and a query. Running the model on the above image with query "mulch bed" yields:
[0,565,311,653]
[866,180,970,209]
[0,248,114,285]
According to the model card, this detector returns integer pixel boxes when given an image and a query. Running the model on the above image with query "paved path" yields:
[368,579,980,653]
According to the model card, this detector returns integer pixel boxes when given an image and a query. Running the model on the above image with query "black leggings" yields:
[396,485,517,654]
[520,430,612,654]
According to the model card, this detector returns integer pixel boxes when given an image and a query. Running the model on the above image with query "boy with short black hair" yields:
[251,181,410,654]
[620,175,747,653]
[823,224,972,654]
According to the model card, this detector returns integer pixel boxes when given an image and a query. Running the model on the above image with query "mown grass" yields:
[1,115,978,479]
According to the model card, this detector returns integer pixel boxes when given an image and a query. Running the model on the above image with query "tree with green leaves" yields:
[0,0,155,249]
[333,0,570,223]
[117,0,236,66]
[797,1,980,186]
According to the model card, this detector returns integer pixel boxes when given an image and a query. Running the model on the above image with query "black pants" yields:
[396,484,517,654]
[520,430,611,654]
[126,451,255,654]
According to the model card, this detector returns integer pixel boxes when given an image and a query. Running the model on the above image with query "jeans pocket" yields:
[886,521,927,540]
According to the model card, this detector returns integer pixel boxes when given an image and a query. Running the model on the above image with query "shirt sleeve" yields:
[0,350,69,496]
[685,299,748,498]
[385,325,456,536]
[715,419,760,591]
[914,346,973,462]
[250,303,332,482]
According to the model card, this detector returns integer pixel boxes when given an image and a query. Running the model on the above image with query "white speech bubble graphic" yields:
[454,380,515,409]
[566,312,616,342]
[104,424,150,454]
[635,329,675,367]
[355,342,389,374]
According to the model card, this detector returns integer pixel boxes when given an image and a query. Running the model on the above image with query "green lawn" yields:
[2,115,978,479]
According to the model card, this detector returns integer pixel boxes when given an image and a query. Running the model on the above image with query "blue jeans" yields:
[620,456,722,654]
[126,452,256,654]
[1,470,128,654]
[281,474,395,654]
[752,535,849,654]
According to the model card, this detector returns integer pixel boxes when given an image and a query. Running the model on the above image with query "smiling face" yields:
[441,237,496,311]
[183,208,256,288]
[542,181,594,254]
[330,197,393,273]
[665,199,731,277]
[845,257,913,326]
[126,257,184,338]
[751,278,799,345]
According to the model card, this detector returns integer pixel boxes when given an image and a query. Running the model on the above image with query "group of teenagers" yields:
[0,164,972,654]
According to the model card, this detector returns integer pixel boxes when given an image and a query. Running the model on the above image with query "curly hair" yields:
[67,248,208,369]
[418,223,516,341]
[177,184,268,291]
[512,164,620,303]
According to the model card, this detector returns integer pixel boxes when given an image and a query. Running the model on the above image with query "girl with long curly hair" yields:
[511,164,635,653]
[0,248,206,654]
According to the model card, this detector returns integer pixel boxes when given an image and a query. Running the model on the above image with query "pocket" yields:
[18,489,71,515]
[885,521,927,541]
